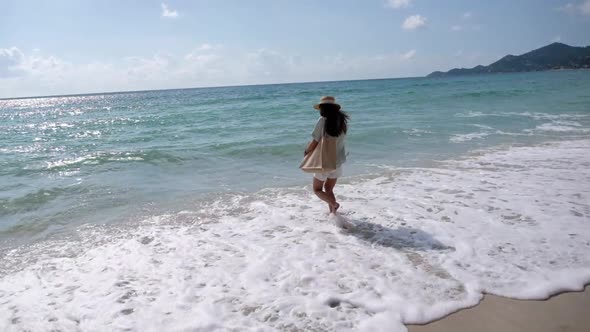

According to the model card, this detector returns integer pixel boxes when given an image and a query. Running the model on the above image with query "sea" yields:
[1,70,589,331]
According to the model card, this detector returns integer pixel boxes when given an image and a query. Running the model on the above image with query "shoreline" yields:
[409,285,590,332]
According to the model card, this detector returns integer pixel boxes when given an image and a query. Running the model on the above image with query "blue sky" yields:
[1,0,589,98]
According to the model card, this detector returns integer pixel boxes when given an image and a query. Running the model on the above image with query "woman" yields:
[304,96,349,214]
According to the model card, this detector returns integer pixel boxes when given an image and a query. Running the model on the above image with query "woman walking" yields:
[304,96,349,214]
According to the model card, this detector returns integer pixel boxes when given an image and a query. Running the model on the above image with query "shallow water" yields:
[1,71,589,331]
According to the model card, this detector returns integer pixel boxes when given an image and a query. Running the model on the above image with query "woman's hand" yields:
[304,140,318,157]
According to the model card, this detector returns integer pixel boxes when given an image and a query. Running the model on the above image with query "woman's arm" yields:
[306,117,324,155]
[304,139,318,156]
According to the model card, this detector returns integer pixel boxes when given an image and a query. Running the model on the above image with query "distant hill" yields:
[427,43,590,78]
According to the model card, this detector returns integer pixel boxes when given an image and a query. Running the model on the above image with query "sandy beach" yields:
[409,286,590,332]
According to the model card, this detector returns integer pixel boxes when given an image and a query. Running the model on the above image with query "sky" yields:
[1,0,589,98]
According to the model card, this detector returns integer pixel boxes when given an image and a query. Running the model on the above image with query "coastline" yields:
[409,285,590,332]
[2,73,590,330]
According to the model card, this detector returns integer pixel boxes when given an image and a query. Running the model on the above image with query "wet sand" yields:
[409,286,590,332]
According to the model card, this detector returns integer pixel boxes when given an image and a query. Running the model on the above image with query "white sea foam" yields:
[455,111,589,120]
[454,111,486,118]
[72,130,102,139]
[402,129,433,136]
[1,140,590,331]
[44,152,144,169]
[494,130,531,136]
[471,124,494,130]
[532,122,590,133]
[449,132,489,142]
[0,144,44,154]
[37,122,75,130]
[45,156,94,169]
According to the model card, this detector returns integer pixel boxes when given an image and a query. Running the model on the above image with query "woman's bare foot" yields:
[331,202,340,214]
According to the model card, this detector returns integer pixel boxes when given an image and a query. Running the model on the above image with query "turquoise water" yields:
[1,71,590,331]
[1,71,589,245]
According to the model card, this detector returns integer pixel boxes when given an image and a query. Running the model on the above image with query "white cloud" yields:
[125,54,173,80]
[385,0,411,9]
[0,47,70,80]
[26,55,67,77]
[452,12,478,32]
[192,43,222,52]
[0,47,26,77]
[161,3,178,18]
[1,46,453,98]
[552,35,562,43]
[197,43,213,51]
[557,1,590,15]
[402,49,416,60]
[183,44,223,68]
[402,15,427,30]
[558,3,576,12]
[558,3,576,13]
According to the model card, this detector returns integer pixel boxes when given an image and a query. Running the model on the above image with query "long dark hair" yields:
[319,104,349,137]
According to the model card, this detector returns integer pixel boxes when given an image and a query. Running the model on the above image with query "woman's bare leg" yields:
[324,178,339,213]
[313,178,337,213]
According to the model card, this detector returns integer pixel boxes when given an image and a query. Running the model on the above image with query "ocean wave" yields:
[532,122,590,133]
[455,111,589,120]
[4,149,185,178]
[451,89,529,99]
[1,140,589,331]
[412,80,451,88]
[450,132,489,143]
[402,128,434,136]
[0,185,88,217]
[0,144,45,154]
[494,130,532,137]
[212,140,302,158]
[70,130,102,139]
[471,124,494,130]
[44,150,183,171]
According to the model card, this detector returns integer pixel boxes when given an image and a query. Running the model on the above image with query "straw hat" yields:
[313,96,341,110]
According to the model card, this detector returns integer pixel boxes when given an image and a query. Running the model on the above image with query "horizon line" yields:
[0,75,423,101]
